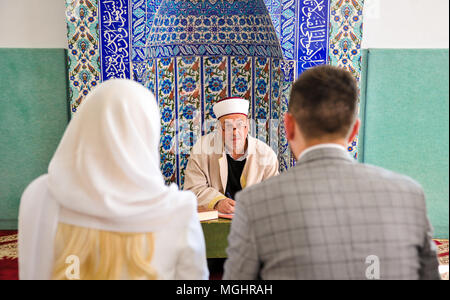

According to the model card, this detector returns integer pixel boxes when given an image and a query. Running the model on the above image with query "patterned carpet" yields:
[0,231,18,280]
[1,230,448,280]
[434,239,449,280]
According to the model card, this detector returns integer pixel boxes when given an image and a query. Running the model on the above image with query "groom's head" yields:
[285,65,360,158]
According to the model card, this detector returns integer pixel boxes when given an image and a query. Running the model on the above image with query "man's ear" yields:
[347,118,361,144]
[284,112,295,142]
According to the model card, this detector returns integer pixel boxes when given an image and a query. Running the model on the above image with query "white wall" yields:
[362,0,449,48]
[0,0,448,49]
[0,0,67,48]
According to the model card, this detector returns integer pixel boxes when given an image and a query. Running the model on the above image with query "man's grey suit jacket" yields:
[223,146,440,280]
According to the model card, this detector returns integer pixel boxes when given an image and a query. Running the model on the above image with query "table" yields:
[201,218,231,258]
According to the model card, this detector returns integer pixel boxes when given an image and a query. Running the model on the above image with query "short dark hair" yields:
[288,65,358,139]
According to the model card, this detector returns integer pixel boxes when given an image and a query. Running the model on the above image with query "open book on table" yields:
[197,206,234,221]
[197,206,219,221]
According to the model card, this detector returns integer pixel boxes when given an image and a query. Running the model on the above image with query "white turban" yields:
[213,97,249,119]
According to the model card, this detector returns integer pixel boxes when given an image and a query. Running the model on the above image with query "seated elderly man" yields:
[184,97,278,214]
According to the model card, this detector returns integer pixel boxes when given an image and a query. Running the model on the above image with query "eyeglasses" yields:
[221,121,248,132]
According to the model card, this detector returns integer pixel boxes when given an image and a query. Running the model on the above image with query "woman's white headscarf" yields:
[18,79,197,279]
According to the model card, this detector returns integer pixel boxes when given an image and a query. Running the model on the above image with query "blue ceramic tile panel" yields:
[99,0,132,80]
[131,0,147,47]
[65,0,101,114]
[297,0,330,75]
[280,0,296,61]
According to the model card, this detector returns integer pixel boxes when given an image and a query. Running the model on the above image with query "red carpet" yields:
[434,239,449,280]
[1,230,448,280]
[0,231,18,280]
[435,239,449,265]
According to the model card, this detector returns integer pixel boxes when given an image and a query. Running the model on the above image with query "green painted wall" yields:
[360,49,449,238]
[0,49,69,229]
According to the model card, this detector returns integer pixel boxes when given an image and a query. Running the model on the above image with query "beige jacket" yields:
[184,132,279,209]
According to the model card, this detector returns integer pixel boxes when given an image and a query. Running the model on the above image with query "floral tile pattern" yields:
[177,56,202,186]
[230,56,253,102]
[66,0,100,114]
[203,56,229,135]
[157,57,178,185]
[328,0,365,160]
[253,57,271,145]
